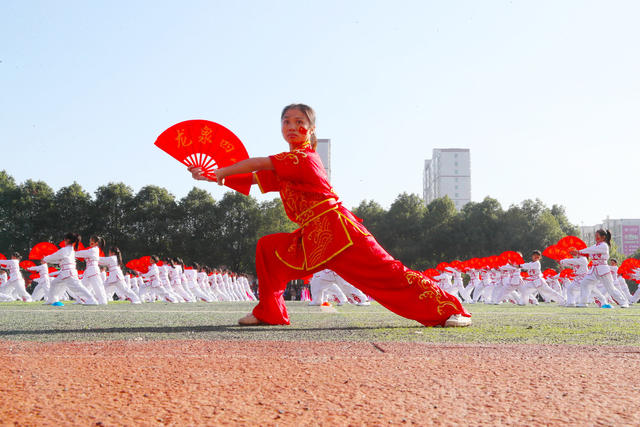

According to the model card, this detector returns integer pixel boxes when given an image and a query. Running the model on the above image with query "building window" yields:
[454,162,458,167]
[455,185,458,190]
[454,170,458,174]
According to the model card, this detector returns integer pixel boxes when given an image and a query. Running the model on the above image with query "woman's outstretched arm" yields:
[189,157,274,184]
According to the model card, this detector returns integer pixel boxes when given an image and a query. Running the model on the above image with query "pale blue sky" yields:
[2,0,639,226]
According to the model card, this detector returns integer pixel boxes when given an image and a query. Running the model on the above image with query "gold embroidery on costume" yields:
[273,150,309,166]
[305,215,334,267]
[405,271,458,315]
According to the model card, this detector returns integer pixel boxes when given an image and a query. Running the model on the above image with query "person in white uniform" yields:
[574,229,629,308]
[0,253,32,302]
[608,259,634,304]
[308,269,350,306]
[519,251,565,305]
[99,247,141,304]
[44,233,98,305]
[559,253,592,306]
[75,235,109,305]
[183,263,213,302]
[142,256,180,303]
[28,261,52,301]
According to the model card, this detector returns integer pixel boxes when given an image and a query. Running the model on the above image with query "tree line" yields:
[2,169,613,275]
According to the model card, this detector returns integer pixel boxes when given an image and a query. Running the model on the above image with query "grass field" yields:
[1,301,639,345]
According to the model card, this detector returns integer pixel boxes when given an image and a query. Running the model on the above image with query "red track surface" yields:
[2,340,639,426]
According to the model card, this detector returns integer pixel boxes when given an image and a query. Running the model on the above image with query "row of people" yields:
[431,229,639,308]
[0,233,256,305]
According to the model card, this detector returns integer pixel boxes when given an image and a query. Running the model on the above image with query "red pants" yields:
[252,226,470,327]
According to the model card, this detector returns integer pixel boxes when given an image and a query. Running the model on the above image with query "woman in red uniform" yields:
[190,104,471,327]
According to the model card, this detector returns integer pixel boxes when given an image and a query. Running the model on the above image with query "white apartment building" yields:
[580,218,640,256]
[316,138,331,182]
[423,148,471,210]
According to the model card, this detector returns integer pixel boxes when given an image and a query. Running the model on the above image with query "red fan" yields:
[436,262,449,271]
[556,236,587,251]
[155,120,253,195]
[423,268,440,278]
[542,245,570,261]
[19,260,36,270]
[542,268,557,278]
[29,242,59,260]
[479,256,493,269]
[0,253,5,260]
[125,258,149,274]
[619,259,640,279]
[449,260,463,270]
[501,251,524,265]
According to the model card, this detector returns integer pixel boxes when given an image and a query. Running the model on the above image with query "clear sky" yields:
[2,0,638,226]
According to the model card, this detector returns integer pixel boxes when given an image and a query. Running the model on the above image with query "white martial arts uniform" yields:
[520,260,564,305]
[99,256,141,304]
[142,263,180,303]
[577,242,628,307]
[43,246,98,305]
[559,256,599,306]
[308,269,369,305]
[76,247,108,305]
[183,268,212,302]
[0,259,32,302]
[28,264,52,301]
[170,264,195,302]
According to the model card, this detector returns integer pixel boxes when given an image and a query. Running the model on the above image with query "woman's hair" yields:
[90,235,106,253]
[175,257,184,266]
[109,246,123,266]
[281,103,317,150]
[596,229,612,247]
[64,232,81,250]
[150,255,159,263]
[11,252,22,260]
[531,250,541,257]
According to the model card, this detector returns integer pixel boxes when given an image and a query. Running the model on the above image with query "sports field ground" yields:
[2,302,640,425]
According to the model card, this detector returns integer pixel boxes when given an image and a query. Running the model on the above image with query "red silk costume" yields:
[248,141,470,326]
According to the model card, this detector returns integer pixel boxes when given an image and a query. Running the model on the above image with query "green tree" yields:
[174,187,220,264]
[126,185,177,257]
[92,183,135,252]
[0,171,19,250]
[550,204,579,236]
[457,197,504,258]
[53,182,93,239]
[352,200,386,239]
[215,192,261,273]
[421,196,458,267]
[257,199,296,237]
[11,180,56,253]
[382,193,427,267]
